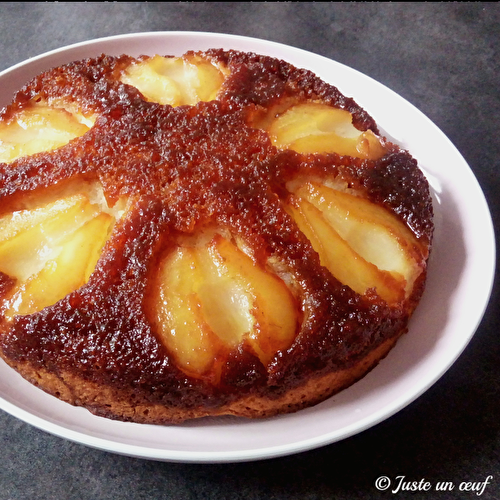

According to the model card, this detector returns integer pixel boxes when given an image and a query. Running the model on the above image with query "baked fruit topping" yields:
[0,50,433,423]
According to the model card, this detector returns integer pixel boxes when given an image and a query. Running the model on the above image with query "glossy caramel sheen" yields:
[0,50,433,422]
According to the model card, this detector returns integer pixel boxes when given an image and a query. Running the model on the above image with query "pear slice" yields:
[194,240,255,349]
[0,105,92,163]
[154,246,223,376]
[187,55,226,102]
[4,212,114,319]
[299,182,426,258]
[154,235,297,376]
[296,182,424,296]
[291,182,426,302]
[268,102,386,159]
[202,236,297,365]
[0,195,101,282]
[287,199,404,304]
[120,55,224,106]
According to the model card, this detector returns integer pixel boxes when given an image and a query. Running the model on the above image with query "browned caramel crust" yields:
[3,330,401,423]
[0,50,433,423]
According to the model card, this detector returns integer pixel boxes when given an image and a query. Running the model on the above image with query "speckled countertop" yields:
[0,3,499,499]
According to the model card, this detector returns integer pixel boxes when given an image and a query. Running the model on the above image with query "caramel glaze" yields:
[0,50,433,419]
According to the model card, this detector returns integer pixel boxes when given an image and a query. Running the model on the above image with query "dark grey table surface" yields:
[0,3,498,499]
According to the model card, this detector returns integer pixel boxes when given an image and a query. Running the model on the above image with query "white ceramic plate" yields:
[0,32,495,463]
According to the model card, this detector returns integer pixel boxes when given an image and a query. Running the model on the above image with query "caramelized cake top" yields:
[0,50,433,413]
